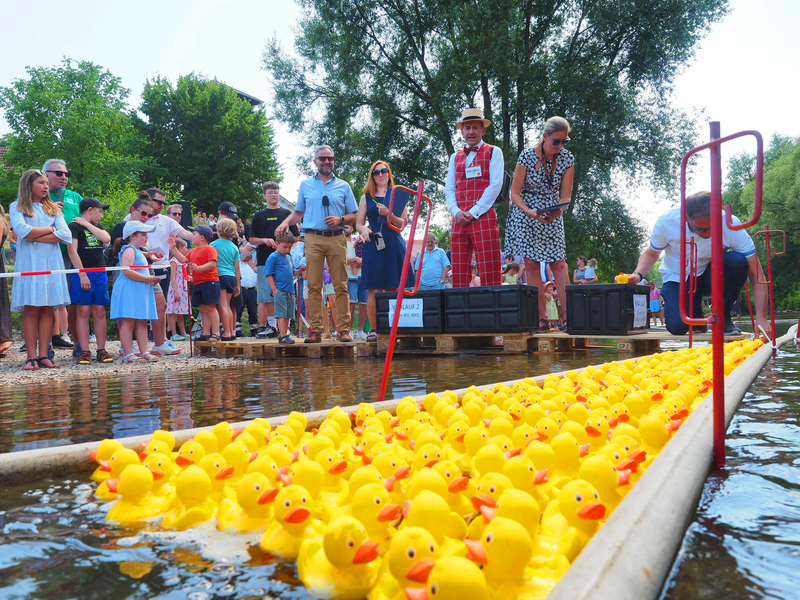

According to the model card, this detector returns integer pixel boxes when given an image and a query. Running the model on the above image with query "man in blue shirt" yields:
[415,234,451,290]
[276,146,358,343]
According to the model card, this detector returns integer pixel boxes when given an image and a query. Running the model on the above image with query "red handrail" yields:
[377,182,433,402]
[687,238,698,348]
[679,122,763,469]
[744,282,756,335]
[755,226,785,353]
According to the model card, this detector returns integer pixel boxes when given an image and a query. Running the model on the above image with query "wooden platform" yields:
[193,338,378,360]
[378,330,746,355]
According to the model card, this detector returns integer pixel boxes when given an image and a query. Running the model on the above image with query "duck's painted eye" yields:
[524,432,530,438]
[485,532,494,544]
[489,485,496,494]
[612,466,617,472]
[594,491,599,499]
[430,582,439,596]
[423,453,429,459]
[215,462,221,469]
[374,496,382,505]
[528,465,534,472]
[284,499,291,507]
[574,493,583,502]
[301,496,307,503]
[429,542,435,553]
[391,461,396,467]
[157,461,163,467]
[254,483,261,491]
[613,453,621,460]
[189,448,194,455]
[444,470,451,478]
[347,538,355,548]
[406,546,416,559]
[327,456,333,462]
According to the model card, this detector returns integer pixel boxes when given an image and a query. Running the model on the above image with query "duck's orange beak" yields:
[402,500,412,519]
[617,459,638,473]
[231,429,242,440]
[283,506,310,523]
[618,413,630,423]
[479,505,496,522]
[423,459,439,469]
[362,455,373,466]
[448,476,469,493]
[106,479,119,493]
[175,455,194,467]
[471,494,496,511]
[384,476,396,492]
[390,417,400,428]
[258,487,279,504]
[150,469,165,480]
[454,432,466,443]
[534,468,549,485]
[329,460,348,474]
[651,393,663,401]
[409,440,416,450]
[404,586,428,600]
[140,441,148,450]
[378,503,402,522]
[89,449,99,462]
[352,445,365,456]
[99,459,112,472]
[216,466,234,480]
[510,412,521,421]
[618,469,632,486]
[384,434,394,443]
[280,473,293,486]
[395,430,409,441]
[504,448,521,459]
[464,538,488,564]
[585,425,602,438]
[579,443,591,457]
[577,502,606,520]
[394,466,411,480]
[535,430,549,442]
[406,557,436,583]
[250,452,260,463]
[353,540,381,564]
[608,417,620,428]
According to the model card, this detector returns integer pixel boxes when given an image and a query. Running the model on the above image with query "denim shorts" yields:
[257,265,275,303]
[192,280,220,306]
[274,290,296,319]
[348,278,368,304]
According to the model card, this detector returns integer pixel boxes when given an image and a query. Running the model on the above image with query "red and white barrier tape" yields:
[0,264,186,279]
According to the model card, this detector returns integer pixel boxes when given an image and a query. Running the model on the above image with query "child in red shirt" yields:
[186,225,220,341]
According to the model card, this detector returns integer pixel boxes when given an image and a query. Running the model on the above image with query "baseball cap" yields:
[218,201,239,219]
[188,225,214,242]
[123,221,156,238]
[79,198,111,213]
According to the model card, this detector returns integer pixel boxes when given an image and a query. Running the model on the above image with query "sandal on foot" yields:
[97,349,114,363]
[141,352,160,362]
[23,358,39,370]
[538,319,551,332]
[366,331,378,342]
[208,334,221,342]
[38,356,60,369]
[77,351,92,365]
[123,353,146,363]
[278,335,295,345]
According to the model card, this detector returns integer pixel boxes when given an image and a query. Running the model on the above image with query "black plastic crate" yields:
[443,285,539,333]
[566,283,650,335]
[376,290,445,334]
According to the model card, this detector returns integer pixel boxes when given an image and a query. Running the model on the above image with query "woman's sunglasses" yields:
[373,168,389,176]
[139,210,154,219]
[546,133,570,146]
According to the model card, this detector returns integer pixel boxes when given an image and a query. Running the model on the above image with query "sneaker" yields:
[338,330,353,343]
[52,334,74,348]
[89,334,97,344]
[255,326,270,339]
[152,342,181,356]
[170,334,186,342]
[72,342,82,358]
[354,331,368,341]
[265,326,279,338]
[723,319,741,335]
[304,331,322,344]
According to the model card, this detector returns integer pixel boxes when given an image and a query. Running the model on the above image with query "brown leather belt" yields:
[304,229,343,237]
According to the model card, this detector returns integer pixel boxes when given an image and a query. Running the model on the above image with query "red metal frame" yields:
[377,182,433,402]
[744,282,756,334]
[679,122,763,469]
[754,226,785,352]
[686,238,698,348]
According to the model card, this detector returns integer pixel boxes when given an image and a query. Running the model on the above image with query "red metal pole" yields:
[764,227,777,353]
[377,182,432,402]
[744,282,756,334]
[708,121,726,469]
[687,239,697,348]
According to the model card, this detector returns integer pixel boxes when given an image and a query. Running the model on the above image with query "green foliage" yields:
[97,180,185,231]
[0,58,153,195]
[725,135,800,309]
[137,74,281,219]
[263,0,725,276]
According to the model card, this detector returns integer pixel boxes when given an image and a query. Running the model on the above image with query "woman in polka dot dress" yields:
[504,116,575,331]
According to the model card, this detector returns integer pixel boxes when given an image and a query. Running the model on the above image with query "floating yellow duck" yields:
[106,464,168,524]
[260,484,324,559]
[161,465,218,530]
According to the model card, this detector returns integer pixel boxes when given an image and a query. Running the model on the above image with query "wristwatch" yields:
[340,216,345,225]
[633,271,644,281]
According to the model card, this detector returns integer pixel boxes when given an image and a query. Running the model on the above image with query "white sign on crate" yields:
[633,294,647,327]
[387,298,424,328]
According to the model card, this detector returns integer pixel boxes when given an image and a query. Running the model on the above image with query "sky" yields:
[1,0,799,233]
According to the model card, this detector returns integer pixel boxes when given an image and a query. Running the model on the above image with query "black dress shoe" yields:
[51,334,74,348]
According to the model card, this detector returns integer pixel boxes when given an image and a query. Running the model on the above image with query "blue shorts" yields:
[220,274,237,293]
[257,265,275,303]
[192,280,220,307]
[274,290,296,319]
[69,271,110,306]
[348,278,368,304]
[650,299,661,313]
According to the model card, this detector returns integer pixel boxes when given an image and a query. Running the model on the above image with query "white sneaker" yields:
[89,334,97,343]
[354,331,368,341]
[152,342,181,356]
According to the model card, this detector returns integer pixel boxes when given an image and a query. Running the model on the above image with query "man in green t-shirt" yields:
[45,159,82,349]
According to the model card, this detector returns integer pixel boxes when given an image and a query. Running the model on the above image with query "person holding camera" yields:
[355,160,412,342]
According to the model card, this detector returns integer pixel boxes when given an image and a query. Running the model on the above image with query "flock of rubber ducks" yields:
[89,339,762,600]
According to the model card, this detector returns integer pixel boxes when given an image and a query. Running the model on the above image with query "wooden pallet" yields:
[193,339,377,360]
[378,332,539,355]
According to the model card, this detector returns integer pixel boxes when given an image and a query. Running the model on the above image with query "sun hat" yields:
[456,108,491,128]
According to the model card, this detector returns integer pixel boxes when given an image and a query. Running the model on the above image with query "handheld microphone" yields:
[322,195,330,218]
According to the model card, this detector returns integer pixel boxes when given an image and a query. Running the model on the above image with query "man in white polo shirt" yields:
[627,191,770,337]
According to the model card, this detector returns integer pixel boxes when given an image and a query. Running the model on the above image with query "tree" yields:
[137,74,282,218]
[0,58,150,197]
[263,0,726,269]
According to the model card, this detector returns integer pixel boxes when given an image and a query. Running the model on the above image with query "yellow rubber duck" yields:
[192,430,219,455]
[141,452,176,498]
[217,472,276,531]
[403,490,467,558]
[578,454,630,513]
[197,453,235,504]
[260,484,324,559]
[222,440,258,483]
[351,483,401,551]
[95,447,141,501]
[371,526,439,600]
[431,460,474,517]
[175,440,206,469]
[297,516,381,600]
[404,556,488,600]
[89,439,123,482]
[106,464,168,524]
[161,465,218,530]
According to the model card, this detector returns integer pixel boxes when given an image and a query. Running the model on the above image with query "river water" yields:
[1,318,798,598]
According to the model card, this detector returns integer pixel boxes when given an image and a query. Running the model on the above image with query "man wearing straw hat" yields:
[445,108,504,288]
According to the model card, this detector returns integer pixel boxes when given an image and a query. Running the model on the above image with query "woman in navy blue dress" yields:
[356,160,413,341]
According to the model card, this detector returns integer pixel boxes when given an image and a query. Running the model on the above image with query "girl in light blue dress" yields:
[10,170,72,370]
[110,221,160,363]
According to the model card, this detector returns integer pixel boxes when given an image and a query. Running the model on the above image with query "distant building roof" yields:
[213,78,263,106]
[279,195,295,211]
